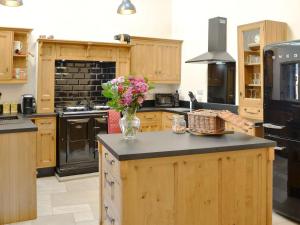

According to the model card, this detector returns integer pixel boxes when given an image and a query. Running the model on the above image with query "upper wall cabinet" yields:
[238,21,287,120]
[130,37,182,84]
[0,27,32,84]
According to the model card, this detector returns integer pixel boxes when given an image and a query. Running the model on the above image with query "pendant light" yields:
[0,0,23,7]
[117,0,136,15]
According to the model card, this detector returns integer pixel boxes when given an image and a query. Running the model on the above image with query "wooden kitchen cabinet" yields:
[0,27,32,84]
[161,112,176,130]
[238,20,287,120]
[137,112,162,132]
[0,31,13,80]
[130,37,182,84]
[32,117,56,169]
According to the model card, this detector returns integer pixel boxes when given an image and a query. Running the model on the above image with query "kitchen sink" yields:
[0,115,19,121]
[0,115,21,125]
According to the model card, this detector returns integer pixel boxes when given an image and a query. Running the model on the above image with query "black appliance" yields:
[207,62,236,104]
[155,92,180,107]
[264,40,300,222]
[21,94,36,114]
[56,106,109,177]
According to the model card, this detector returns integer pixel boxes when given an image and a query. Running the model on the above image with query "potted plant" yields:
[102,76,153,140]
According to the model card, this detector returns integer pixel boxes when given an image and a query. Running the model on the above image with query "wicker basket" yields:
[188,109,225,134]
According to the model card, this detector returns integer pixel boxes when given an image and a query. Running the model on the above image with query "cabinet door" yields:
[130,41,156,81]
[161,112,175,130]
[37,58,55,113]
[36,118,56,168]
[117,48,130,77]
[0,31,13,80]
[155,43,181,83]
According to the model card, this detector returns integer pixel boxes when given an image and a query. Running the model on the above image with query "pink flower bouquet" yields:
[102,76,154,114]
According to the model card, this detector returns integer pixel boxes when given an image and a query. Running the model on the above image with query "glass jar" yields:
[172,115,186,134]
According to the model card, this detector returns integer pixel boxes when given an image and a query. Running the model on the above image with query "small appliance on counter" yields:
[155,92,180,107]
[21,94,36,114]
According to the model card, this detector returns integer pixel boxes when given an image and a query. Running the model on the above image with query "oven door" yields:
[94,114,108,158]
[266,134,300,222]
[66,117,94,163]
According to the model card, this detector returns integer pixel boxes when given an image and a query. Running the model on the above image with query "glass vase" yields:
[119,109,140,140]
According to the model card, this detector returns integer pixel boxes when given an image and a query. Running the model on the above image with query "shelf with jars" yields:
[0,27,32,84]
[238,20,287,120]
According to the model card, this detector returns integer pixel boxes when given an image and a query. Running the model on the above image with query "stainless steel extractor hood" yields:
[186,17,235,64]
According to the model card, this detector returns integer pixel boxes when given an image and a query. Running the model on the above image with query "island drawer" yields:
[102,147,120,181]
[34,117,56,130]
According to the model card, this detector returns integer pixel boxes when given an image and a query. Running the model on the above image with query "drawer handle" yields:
[104,205,115,225]
[244,108,260,114]
[41,122,52,125]
[104,172,115,186]
[104,153,115,165]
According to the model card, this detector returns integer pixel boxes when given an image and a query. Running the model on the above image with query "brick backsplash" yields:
[55,60,116,109]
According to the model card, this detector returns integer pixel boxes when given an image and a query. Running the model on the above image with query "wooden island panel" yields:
[99,145,274,225]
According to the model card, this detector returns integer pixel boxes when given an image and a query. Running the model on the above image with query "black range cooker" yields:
[56,105,109,177]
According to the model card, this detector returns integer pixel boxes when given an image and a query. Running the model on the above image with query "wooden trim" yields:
[0,26,32,32]
[37,38,132,48]
[131,36,183,43]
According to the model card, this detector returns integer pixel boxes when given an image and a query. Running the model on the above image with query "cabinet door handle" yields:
[6,68,8,72]
[244,108,260,114]
[41,122,52,125]
[240,92,243,97]
[104,172,115,186]
[104,205,115,225]
[104,153,115,165]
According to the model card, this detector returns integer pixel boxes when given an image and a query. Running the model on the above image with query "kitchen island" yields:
[98,131,275,225]
[0,115,37,224]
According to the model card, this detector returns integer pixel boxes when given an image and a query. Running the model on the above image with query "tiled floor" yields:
[7,175,300,225]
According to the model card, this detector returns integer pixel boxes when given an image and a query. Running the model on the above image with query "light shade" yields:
[117,0,136,15]
[0,0,23,7]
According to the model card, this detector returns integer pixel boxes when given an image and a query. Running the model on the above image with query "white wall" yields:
[172,0,300,102]
[0,0,173,102]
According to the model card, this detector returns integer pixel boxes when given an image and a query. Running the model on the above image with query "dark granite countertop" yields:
[138,107,190,115]
[0,114,38,134]
[98,131,275,161]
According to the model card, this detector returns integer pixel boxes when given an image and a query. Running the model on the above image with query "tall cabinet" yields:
[238,21,287,120]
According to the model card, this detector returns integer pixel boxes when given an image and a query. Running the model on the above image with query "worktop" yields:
[98,131,275,161]
[0,115,37,134]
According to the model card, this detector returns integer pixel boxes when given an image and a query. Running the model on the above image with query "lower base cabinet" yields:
[31,117,56,169]
[99,146,273,225]
[137,112,176,132]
